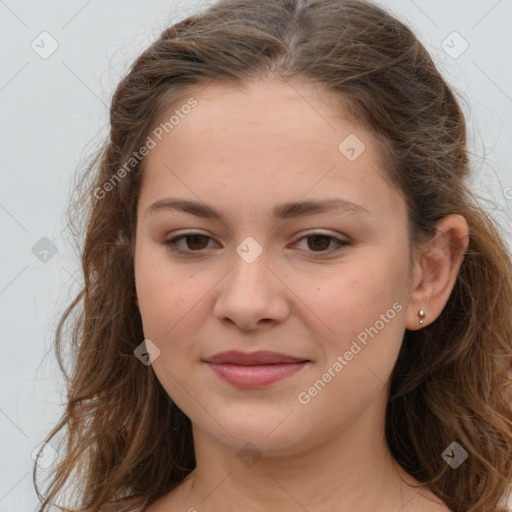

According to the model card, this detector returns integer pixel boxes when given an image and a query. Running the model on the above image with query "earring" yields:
[417,309,426,325]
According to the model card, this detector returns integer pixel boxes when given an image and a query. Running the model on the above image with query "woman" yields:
[34,0,512,511]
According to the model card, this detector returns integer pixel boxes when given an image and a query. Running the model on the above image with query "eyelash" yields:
[163,231,350,258]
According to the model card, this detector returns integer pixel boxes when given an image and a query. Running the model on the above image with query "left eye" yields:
[165,233,216,253]
[294,233,348,254]
[163,231,349,256]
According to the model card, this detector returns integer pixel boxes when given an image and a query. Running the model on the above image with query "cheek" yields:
[296,250,408,375]
[134,251,208,403]
[291,264,407,431]
[135,246,203,344]
[304,261,404,334]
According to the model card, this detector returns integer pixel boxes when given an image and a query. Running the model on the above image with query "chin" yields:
[193,408,315,457]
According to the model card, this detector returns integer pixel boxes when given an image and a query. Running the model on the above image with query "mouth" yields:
[203,350,311,388]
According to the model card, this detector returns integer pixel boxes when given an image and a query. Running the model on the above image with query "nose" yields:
[213,249,290,331]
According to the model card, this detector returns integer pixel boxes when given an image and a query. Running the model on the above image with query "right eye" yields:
[163,232,219,255]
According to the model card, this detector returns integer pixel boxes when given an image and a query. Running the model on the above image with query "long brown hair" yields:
[34,0,512,510]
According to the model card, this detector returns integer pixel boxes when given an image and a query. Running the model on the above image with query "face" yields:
[134,77,414,457]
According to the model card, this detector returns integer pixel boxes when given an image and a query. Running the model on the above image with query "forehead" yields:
[138,77,404,225]
[150,77,356,158]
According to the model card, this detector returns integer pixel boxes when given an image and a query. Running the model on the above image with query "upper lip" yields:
[204,350,309,365]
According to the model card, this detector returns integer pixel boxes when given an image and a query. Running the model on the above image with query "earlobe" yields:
[405,214,469,330]
[405,307,428,331]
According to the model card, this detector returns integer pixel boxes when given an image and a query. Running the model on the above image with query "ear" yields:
[405,214,469,330]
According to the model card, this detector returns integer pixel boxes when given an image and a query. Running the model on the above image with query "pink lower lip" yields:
[206,362,308,388]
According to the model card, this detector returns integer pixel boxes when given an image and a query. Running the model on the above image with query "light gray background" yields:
[1,0,511,510]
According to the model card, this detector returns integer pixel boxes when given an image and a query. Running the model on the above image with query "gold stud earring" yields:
[417,309,426,325]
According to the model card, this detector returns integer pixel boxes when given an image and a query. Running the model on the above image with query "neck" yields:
[177,396,439,512]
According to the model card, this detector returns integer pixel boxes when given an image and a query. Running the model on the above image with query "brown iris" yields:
[306,235,330,251]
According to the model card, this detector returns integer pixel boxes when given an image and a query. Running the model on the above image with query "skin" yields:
[134,76,469,512]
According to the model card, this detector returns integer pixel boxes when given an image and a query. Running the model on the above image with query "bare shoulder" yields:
[143,485,187,512]
[400,499,452,512]
[422,502,453,512]
[406,490,453,512]
[145,489,452,512]
[396,469,453,512]
[424,503,453,512]
[143,485,453,512]
[143,496,176,512]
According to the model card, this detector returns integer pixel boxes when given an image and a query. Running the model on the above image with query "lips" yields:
[205,350,308,365]
[204,350,310,388]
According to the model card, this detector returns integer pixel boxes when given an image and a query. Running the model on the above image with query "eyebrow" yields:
[145,197,370,221]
